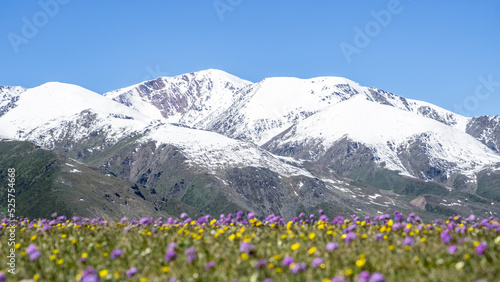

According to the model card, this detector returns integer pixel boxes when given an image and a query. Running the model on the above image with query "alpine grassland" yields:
[1,211,499,281]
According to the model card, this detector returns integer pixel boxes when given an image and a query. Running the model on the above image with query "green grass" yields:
[1,214,499,281]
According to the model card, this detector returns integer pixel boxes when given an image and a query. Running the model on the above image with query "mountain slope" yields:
[1,70,499,220]
[0,85,26,117]
[262,96,500,190]
[0,139,186,220]
[104,69,252,124]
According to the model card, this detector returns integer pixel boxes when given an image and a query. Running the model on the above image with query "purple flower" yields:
[375,233,383,242]
[110,248,123,260]
[248,212,256,220]
[126,267,139,278]
[167,242,178,251]
[255,259,267,269]
[185,246,196,255]
[447,245,457,254]
[205,261,216,271]
[180,213,188,219]
[475,242,488,256]
[185,247,197,263]
[440,231,452,244]
[466,214,476,222]
[358,270,371,282]
[369,272,385,282]
[290,262,307,274]
[186,254,197,263]
[332,277,346,282]
[312,257,323,268]
[26,244,41,261]
[345,232,357,244]
[239,242,254,254]
[0,271,5,282]
[326,241,339,252]
[81,266,99,282]
[282,256,295,267]
[165,249,177,262]
[403,237,414,246]
[262,279,274,282]
[139,217,152,225]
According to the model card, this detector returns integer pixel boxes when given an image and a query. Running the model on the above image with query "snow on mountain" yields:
[141,124,313,177]
[0,81,313,178]
[263,95,500,179]
[0,85,26,117]
[0,82,153,146]
[104,69,252,124]
[204,76,367,145]
[367,88,470,131]
[467,115,500,153]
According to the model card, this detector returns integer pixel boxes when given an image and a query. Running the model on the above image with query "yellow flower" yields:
[356,258,366,268]
[229,234,236,241]
[61,234,67,239]
[309,233,316,240]
[81,252,88,258]
[71,239,77,244]
[14,243,20,249]
[33,274,40,281]
[161,266,170,273]
[114,272,120,278]
[275,267,283,273]
[31,235,37,241]
[308,247,317,255]
[345,269,354,276]
[139,278,147,282]
[53,249,59,254]
[56,259,64,265]
[49,255,56,261]
[267,263,274,269]
[387,220,393,226]
[291,243,300,251]
[420,238,426,243]
[99,269,109,277]
[388,245,395,251]
[241,253,248,260]
[273,254,281,261]
[103,252,109,257]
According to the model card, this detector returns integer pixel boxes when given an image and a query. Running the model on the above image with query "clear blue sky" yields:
[1,0,499,117]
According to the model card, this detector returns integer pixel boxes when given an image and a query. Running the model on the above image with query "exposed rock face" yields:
[0,86,25,117]
[410,196,427,210]
[467,116,500,153]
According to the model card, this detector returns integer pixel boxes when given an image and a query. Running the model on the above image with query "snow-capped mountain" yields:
[0,81,312,178]
[0,85,26,118]
[104,71,500,190]
[2,69,500,220]
[262,95,500,190]
[103,69,251,124]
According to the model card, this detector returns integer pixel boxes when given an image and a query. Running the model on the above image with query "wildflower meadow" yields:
[1,211,499,281]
